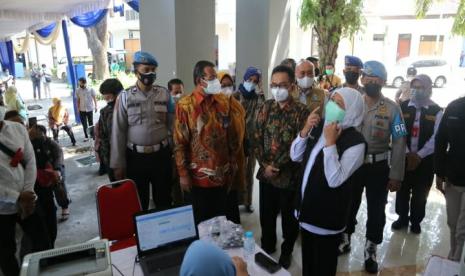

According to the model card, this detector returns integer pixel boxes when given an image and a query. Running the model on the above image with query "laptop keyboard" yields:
[146,250,185,273]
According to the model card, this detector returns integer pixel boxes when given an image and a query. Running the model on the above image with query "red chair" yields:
[96,179,141,251]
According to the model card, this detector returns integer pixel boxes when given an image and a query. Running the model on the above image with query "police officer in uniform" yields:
[110,51,174,210]
[338,61,407,273]
[342,55,364,93]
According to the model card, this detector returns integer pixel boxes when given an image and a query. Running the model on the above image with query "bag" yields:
[45,76,52,83]
[0,141,26,168]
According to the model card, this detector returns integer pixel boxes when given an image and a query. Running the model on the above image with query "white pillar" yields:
[140,0,215,92]
[236,0,291,96]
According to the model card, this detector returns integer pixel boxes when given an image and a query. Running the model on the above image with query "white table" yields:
[111,244,291,276]
[423,256,460,276]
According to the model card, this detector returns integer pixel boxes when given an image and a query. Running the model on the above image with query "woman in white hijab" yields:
[290,87,366,276]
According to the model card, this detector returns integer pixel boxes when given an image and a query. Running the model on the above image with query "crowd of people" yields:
[0,49,464,276]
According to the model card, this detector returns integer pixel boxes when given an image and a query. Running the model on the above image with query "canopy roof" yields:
[0,0,109,39]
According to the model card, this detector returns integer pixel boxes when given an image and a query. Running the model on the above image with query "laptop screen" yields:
[135,205,197,252]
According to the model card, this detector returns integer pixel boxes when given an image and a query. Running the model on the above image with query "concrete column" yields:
[236,0,291,96]
[140,0,215,92]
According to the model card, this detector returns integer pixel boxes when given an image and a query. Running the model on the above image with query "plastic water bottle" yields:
[243,231,255,265]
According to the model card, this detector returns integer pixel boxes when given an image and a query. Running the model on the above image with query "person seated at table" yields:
[48,97,76,146]
[180,240,248,276]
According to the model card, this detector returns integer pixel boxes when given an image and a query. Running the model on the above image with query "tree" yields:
[83,14,109,80]
[416,0,465,35]
[299,0,364,69]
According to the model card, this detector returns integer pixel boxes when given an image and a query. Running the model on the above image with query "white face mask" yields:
[243,81,256,92]
[221,86,234,96]
[174,93,182,99]
[203,78,221,94]
[0,106,5,121]
[297,76,314,89]
[271,87,289,102]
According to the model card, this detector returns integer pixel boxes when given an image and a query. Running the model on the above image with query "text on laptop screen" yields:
[136,206,196,251]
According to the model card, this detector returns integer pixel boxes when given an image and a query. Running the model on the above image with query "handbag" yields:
[0,141,26,168]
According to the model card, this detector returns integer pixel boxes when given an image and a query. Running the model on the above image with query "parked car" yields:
[387,56,450,88]
[57,56,94,81]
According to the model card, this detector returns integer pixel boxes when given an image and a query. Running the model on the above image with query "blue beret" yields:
[243,66,261,81]
[133,51,158,66]
[362,60,387,81]
[344,55,363,68]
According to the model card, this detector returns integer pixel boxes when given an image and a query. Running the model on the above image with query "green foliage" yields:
[88,71,137,101]
[299,0,364,42]
[416,0,465,36]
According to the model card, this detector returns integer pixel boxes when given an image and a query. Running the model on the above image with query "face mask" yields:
[221,86,234,96]
[174,93,182,99]
[325,100,346,124]
[364,83,382,97]
[0,107,5,121]
[314,68,320,77]
[344,71,360,85]
[411,88,429,101]
[203,78,221,94]
[297,76,315,89]
[271,87,289,102]
[325,69,334,75]
[243,81,256,92]
[80,85,86,89]
[138,72,156,86]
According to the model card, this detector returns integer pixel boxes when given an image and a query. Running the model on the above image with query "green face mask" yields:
[325,69,334,75]
[324,100,346,124]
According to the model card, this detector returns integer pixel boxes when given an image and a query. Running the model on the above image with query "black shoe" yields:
[391,218,408,230]
[364,258,379,274]
[410,224,421,234]
[262,246,276,255]
[364,240,378,274]
[278,254,292,269]
[245,205,254,213]
[337,233,351,255]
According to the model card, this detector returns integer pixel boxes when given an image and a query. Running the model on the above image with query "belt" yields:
[127,140,168,154]
[365,152,389,164]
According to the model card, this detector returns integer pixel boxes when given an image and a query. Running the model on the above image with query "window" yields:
[373,34,385,41]
[125,10,139,21]
[418,35,444,56]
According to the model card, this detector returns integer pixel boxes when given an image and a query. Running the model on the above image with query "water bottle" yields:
[243,231,255,265]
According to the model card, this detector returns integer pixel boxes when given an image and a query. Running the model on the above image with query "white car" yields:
[387,57,450,88]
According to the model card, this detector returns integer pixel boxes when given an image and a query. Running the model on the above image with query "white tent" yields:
[0,0,109,39]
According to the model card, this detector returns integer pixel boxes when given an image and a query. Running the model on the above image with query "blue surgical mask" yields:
[243,81,256,92]
[324,100,346,124]
[410,88,428,101]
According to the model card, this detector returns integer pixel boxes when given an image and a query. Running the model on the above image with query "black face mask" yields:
[138,72,156,86]
[80,85,85,89]
[314,68,320,77]
[344,71,360,85]
[364,83,382,97]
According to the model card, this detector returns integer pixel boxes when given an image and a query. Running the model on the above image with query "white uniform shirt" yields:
[77,87,96,112]
[290,132,365,235]
[0,121,36,214]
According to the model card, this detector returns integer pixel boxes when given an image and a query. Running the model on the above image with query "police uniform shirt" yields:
[359,95,407,181]
[110,85,174,169]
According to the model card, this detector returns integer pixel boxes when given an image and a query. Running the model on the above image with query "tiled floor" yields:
[241,181,449,276]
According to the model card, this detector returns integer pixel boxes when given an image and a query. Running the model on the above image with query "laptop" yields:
[133,205,198,276]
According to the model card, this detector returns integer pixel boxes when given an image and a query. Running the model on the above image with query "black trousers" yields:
[32,81,41,99]
[79,111,93,138]
[126,147,172,210]
[395,157,434,225]
[0,212,51,276]
[259,181,299,256]
[301,229,339,276]
[52,124,76,145]
[35,187,58,246]
[190,186,240,225]
[345,161,390,244]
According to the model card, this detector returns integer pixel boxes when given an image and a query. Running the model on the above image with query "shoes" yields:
[245,205,254,213]
[337,233,351,255]
[278,254,292,269]
[262,246,276,255]
[83,138,89,142]
[391,218,409,230]
[364,240,378,274]
[410,224,421,234]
